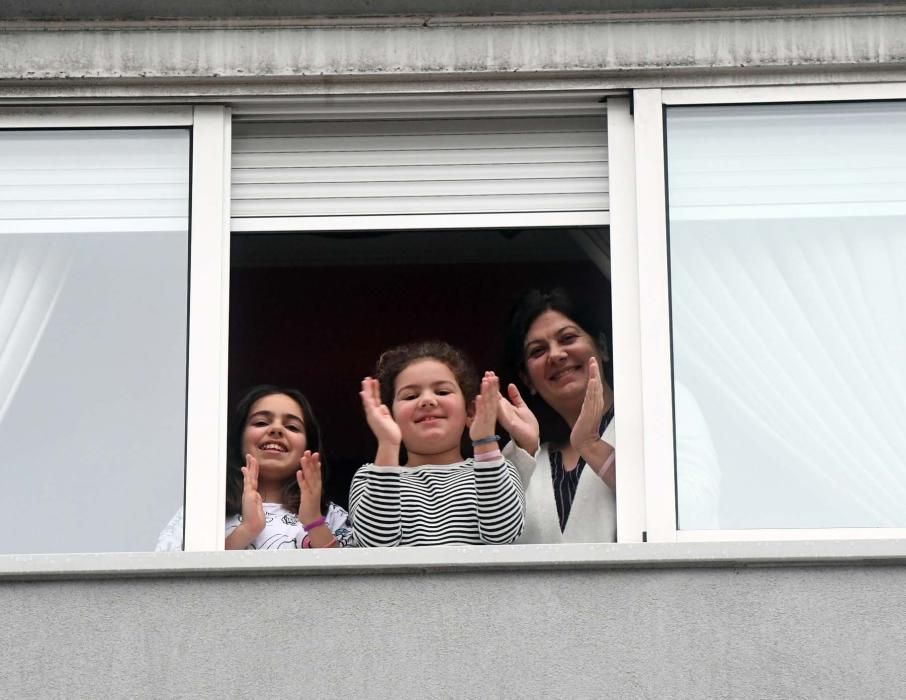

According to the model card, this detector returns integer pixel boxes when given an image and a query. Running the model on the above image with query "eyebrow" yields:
[248,410,304,424]
[396,380,457,396]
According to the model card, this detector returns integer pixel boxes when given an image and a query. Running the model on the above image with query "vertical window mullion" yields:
[183,105,232,552]
[632,89,678,543]
[606,95,646,543]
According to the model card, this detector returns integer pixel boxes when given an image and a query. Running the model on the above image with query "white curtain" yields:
[0,237,72,425]
[668,102,906,529]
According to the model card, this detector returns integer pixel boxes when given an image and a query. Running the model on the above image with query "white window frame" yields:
[634,83,906,543]
[227,94,645,545]
[5,86,906,560]
[0,105,231,553]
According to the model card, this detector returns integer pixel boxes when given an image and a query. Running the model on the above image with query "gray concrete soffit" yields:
[4,1,906,21]
[1,8,906,97]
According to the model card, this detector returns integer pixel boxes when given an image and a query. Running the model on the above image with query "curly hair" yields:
[375,340,480,414]
[224,384,328,517]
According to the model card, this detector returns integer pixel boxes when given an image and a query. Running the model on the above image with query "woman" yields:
[498,288,616,543]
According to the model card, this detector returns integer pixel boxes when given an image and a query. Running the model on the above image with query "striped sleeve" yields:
[349,464,403,547]
[474,457,525,544]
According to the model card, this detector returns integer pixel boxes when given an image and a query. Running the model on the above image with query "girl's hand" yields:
[360,377,401,446]
[497,382,540,455]
[296,450,323,524]
[469,372,501,447]
[225,454,266,549]
[297,450,337,548]
[570,358,605,453]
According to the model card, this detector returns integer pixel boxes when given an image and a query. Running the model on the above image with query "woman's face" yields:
[522,310,602,411]
[242,393,308,485]
[391,358,469,458]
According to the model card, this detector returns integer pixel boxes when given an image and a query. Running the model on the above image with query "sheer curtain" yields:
[0,129,190,553]
[667,102,906,529]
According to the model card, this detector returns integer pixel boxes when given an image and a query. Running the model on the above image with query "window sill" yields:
[2,539,906,581]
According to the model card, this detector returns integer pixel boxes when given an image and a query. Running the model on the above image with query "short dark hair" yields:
[375,340,480,413]
[224,384,328,516]
[502,287,612,444]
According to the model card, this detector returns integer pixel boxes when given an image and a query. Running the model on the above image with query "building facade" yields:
[2,1,906,696]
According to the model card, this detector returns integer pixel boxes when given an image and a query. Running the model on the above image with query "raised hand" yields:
[497,382,540,455]
[469,371,501,445]
[225,454,266,549]
[360,377,402,446]
[570,357,605,452]
[296,450,323,524]
[570,358,615,488]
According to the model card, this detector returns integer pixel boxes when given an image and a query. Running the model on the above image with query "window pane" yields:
[666,102,906,529]
[0,129,189,552]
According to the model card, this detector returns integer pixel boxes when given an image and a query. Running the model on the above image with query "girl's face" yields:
[523,310,602,410]
[392,358,469,458]
[242,393,308,486]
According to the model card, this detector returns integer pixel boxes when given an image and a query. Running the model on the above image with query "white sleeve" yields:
[502,439,539,489]
[601,416,616,447]
[325,502,356,547]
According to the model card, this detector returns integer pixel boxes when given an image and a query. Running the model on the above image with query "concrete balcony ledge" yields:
[3,539,906,581]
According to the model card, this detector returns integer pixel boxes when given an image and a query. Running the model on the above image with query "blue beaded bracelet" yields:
[471,434,500,447]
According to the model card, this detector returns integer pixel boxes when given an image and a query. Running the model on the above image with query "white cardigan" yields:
[503,419,616,544]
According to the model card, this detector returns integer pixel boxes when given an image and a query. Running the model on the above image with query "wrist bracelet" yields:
[303,516,327,532]
[471,434,500,447]
[302,533,337,549]
[475,449,503,462]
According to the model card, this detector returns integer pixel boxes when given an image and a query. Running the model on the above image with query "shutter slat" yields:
[232,131,606,153]
[233,146,607,169]
[233,177,608,200]
[232,162,608,185]
[232,193,609,217]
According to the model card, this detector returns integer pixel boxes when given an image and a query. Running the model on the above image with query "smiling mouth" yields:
[416,415,445,424]
[549,366,581,382]
[259,442,288,453]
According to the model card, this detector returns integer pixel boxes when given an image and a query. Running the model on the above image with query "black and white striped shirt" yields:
[349,456,525,547]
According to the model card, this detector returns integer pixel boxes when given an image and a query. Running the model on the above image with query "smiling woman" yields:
[499,288,616,543]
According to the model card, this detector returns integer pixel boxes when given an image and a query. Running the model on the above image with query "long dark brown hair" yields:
[503,287,612,445]
[224,384,328,516]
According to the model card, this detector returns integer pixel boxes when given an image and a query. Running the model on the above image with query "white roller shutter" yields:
[231,103,608,231]
[0,129,189,234]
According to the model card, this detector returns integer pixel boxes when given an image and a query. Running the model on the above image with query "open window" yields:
[229,226,613,511]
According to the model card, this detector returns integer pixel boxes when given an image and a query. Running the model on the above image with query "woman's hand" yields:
[470,372,501,451]
[360,377,401,445]
[570,358,605,451]
[570,358,616,489]
[497,383,540,455]
[225,454,266,549]
[296,450,323,524]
